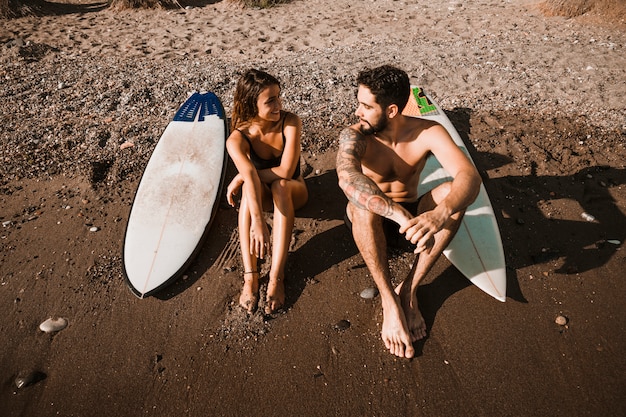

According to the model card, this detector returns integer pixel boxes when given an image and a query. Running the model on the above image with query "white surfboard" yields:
[123,92,228,298]
[403,86,507,302]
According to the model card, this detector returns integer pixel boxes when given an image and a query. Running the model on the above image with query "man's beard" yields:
[359,114,388,135]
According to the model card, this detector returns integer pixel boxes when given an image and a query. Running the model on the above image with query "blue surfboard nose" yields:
[173,92,224,122]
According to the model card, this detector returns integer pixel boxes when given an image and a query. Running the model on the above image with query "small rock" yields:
[333,319,351,331]
[39,317,68,333]
[120,141,134,150]
[14,371,46,389]
[581,212,596,222]
[360,287,379,299]
[14,375,32,389]
[89,226,99,232]
[555,315,568,326]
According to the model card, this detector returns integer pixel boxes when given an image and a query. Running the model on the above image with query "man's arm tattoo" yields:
[336,128,394,217]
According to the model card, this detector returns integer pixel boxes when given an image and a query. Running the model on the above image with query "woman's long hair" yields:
[231,69,281,131]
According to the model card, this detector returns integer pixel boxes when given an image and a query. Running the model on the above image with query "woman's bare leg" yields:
[265,178,308,313]
[238,192,259,313]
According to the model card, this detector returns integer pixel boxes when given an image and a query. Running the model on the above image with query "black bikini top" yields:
[237,116,301,179]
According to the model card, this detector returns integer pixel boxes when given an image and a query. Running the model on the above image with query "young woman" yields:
[226,69,308,314]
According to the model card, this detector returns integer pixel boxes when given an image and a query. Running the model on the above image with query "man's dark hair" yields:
[356,65,410,113]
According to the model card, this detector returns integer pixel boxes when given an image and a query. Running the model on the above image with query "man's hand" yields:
[399,208,448,253]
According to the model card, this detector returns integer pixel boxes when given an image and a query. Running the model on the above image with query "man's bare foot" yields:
[239,272,259,313]
[264,275,285,314]
[381,296,415,358]
[395,282,427,342]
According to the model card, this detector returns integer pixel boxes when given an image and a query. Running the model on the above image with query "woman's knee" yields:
[271,179,293,203]
[271,178,291,193]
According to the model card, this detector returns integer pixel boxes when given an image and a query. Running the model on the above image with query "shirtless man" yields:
[336,65,481,358]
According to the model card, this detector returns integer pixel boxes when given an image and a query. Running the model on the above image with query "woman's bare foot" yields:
[395,282,427,342]
[264,275,285,314]
[239,271,259,313]
[381,295,415,358]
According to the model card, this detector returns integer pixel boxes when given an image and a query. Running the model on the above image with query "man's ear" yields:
[387,104,399,119]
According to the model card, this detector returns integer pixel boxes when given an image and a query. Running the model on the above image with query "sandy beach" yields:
[1,0,625,416]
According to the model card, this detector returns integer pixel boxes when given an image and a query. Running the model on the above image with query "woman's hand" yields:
[250,218,271,259]
[226,174,244,207]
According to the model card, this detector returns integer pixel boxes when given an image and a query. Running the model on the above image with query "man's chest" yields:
[362,141,428,182]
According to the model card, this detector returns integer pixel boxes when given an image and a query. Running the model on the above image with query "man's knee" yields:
[431,181,453,203]
[420,181,454,213]
[347,202,380,227]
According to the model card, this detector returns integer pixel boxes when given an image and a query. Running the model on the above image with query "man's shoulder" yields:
[407,117,448,142]
[339,125,366,141]
[405,115,441,131]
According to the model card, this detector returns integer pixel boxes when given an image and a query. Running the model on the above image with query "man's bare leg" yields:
[396,184,464,341]
[349,203,415,358]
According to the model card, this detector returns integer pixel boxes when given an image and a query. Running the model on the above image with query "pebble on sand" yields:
[333,319,351,331]
[39,317,68,333]
[555,315,568,326]
[14,375,32,389]
[120,141,135,150]
[360,287,379,299]
[14,371,46,389]
[581,212,596,222]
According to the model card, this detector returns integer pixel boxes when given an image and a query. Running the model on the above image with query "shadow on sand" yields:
[157,109,624,335]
